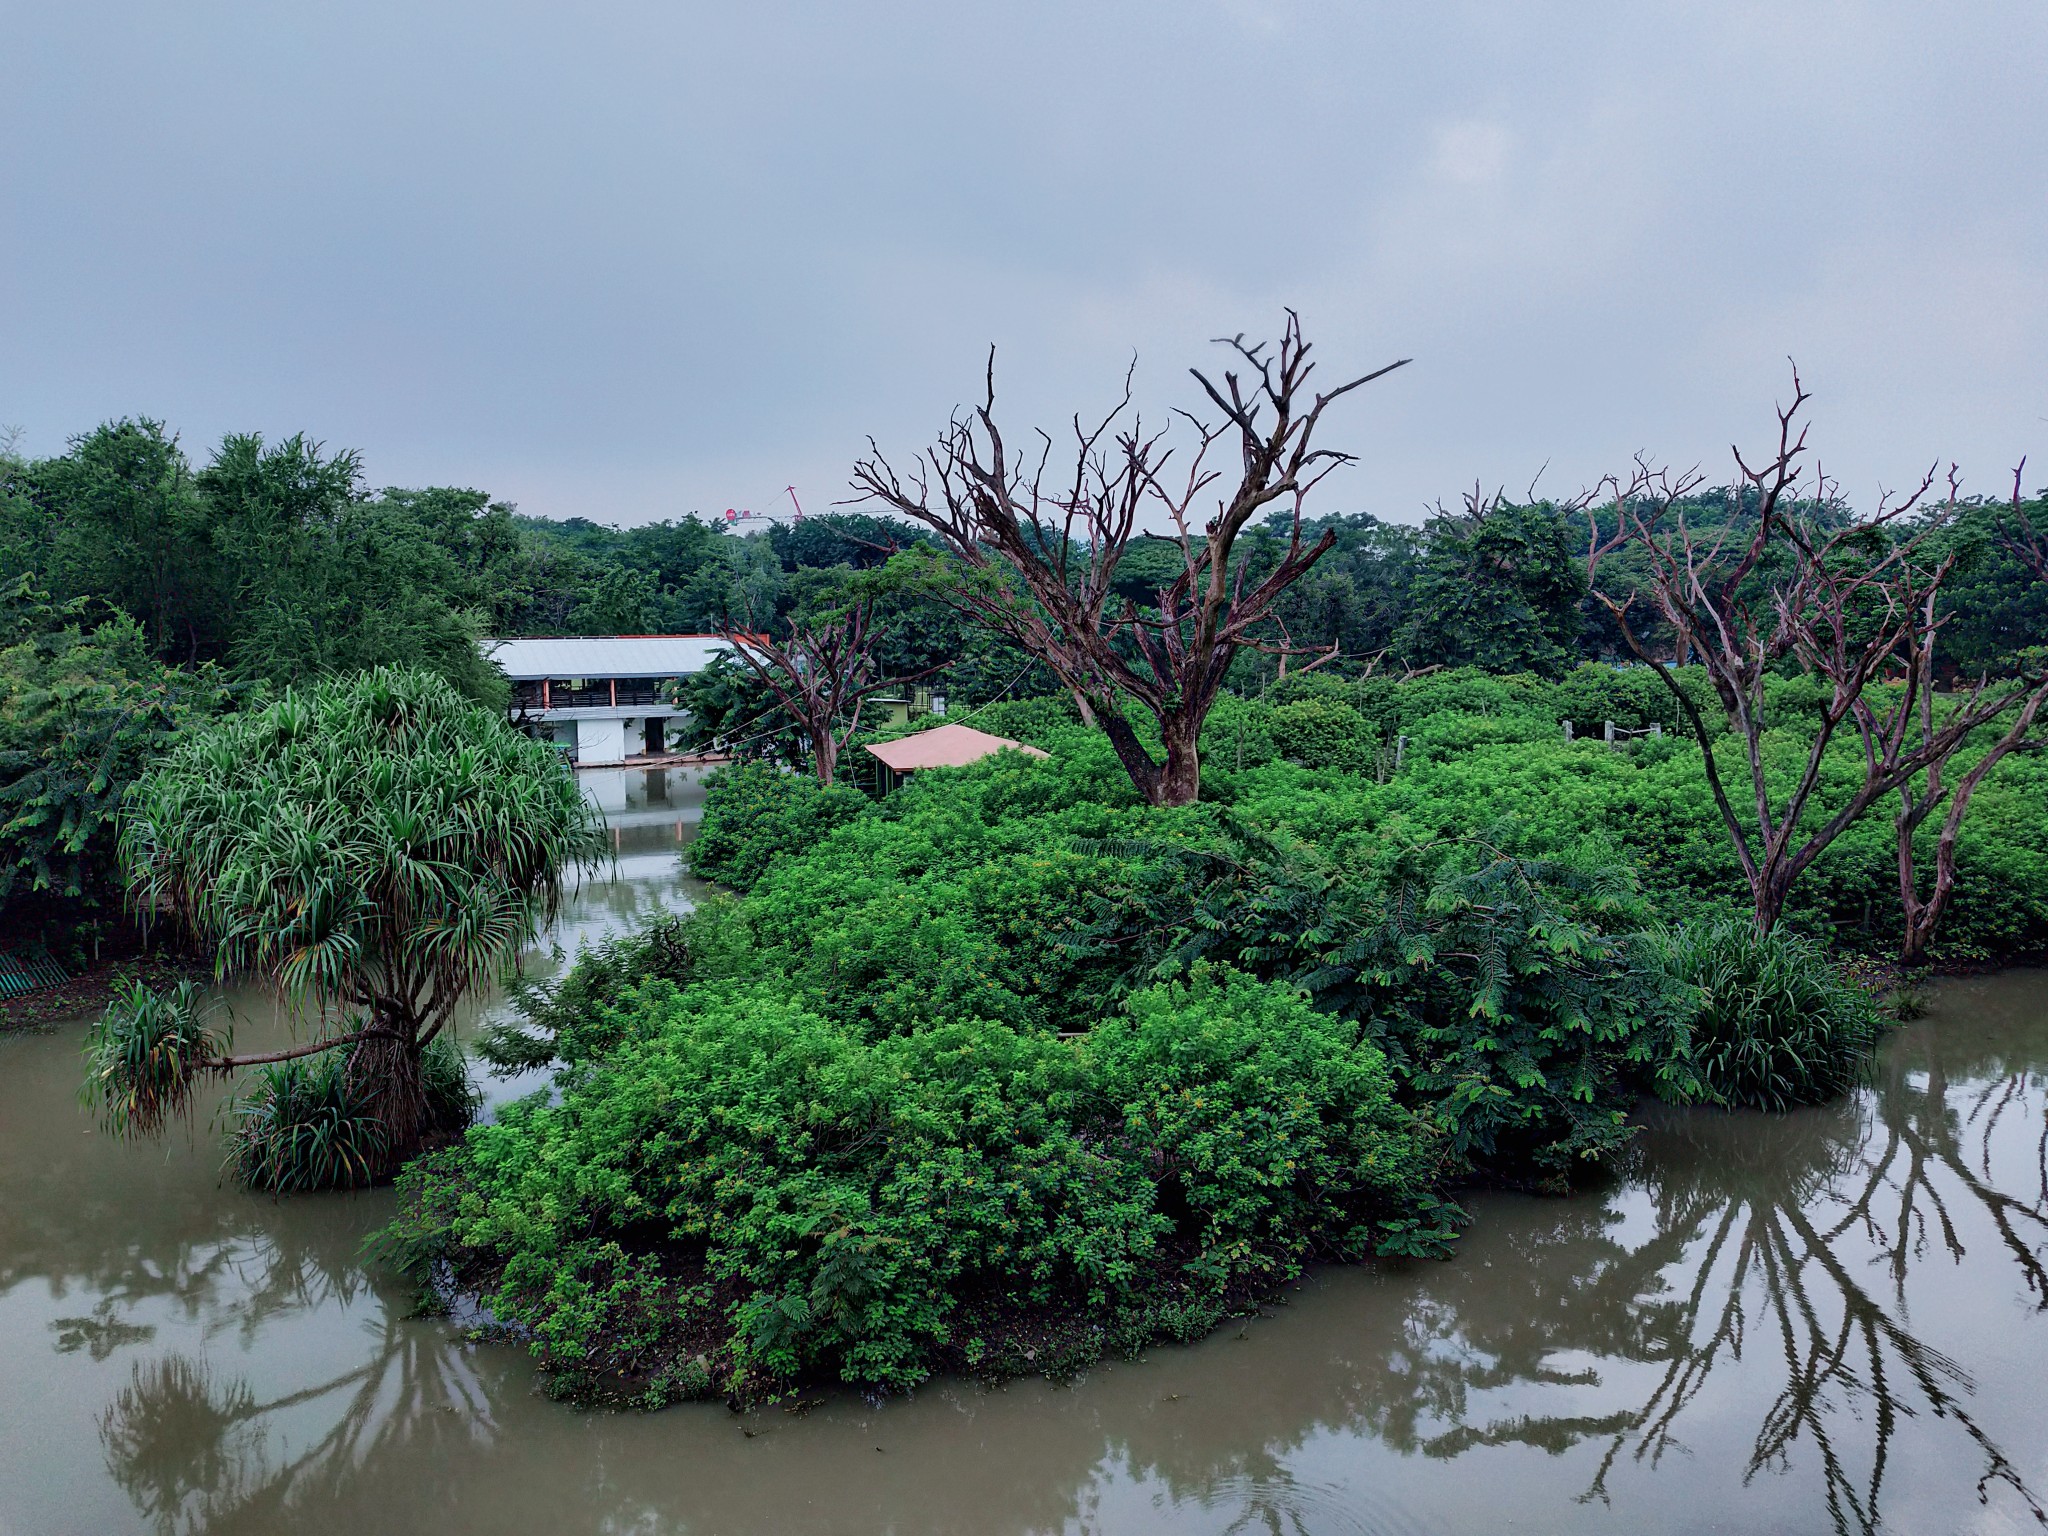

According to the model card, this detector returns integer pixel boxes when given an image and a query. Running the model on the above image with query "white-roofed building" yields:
[482,635,732,766]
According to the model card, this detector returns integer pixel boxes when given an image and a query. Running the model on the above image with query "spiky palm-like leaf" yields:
[83,979,228,1139]
[96,666,606,1169]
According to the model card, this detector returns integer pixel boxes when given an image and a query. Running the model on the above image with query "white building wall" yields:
[576,717,630,766]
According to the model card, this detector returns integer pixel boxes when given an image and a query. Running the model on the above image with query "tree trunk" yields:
[1897,803,1936,968]
[1155,712,1203,807]
[1750,867,1789,937]
[1096,710,1165,804]
[347,1030,429,1171]
[814,732,840,785]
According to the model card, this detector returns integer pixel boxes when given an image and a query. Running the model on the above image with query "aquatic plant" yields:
[229,1053,387,1193]
[230,1035,478,1193]
[1652,918,1880,1110]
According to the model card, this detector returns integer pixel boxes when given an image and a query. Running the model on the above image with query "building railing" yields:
[509,677,680,711]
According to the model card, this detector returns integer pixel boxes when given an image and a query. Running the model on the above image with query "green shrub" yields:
[1055,821,1697,1178]
[1269,697,1377,772]
[477,909,723,1073]
[1651,919,1881,1111]
[688,761,869,891]
[1085,966,1447,1268]
[386,968,1444,1404]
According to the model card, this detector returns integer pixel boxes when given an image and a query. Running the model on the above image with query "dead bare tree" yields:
[716,597,934,785]
[1587,372,2045,937]
[1871,469,2048,964]
[850,312,1407,806]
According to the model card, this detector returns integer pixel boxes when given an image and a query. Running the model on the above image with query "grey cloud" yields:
[4,0,2043,524]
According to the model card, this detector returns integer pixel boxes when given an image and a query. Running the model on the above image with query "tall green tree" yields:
[198,436,507,702]
[29,419,224,661]
[1404,497,1586,677]
[0,578,234,956]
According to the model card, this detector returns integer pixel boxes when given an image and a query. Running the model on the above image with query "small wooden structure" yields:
[863,723,1049,794]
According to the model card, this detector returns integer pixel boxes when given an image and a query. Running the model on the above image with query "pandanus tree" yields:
[84,666,604,1184]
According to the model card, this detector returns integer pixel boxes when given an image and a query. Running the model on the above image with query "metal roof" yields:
[864,723,1051,772]
[481,635,732,680]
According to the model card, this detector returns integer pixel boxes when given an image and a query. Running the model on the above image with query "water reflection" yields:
[1378,1031,2048,1533]
[3,817,2046,1533]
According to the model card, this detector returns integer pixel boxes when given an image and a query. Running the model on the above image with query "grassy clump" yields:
[231,1035,479,1193]
[230,1053,387,1192]
[1653,918,1881,1111]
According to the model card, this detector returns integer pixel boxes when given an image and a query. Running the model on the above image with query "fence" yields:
[0,946,71,999]
[1563,720,1663,745]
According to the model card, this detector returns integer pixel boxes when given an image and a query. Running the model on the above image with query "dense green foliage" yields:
[8,409,2044,948]
[390,652,2048,1401]
[1402,500,1588,677]
[683,761,870,888]
[89,668,602,1179]
[0,581,234,957]
[391,958,1447,1405]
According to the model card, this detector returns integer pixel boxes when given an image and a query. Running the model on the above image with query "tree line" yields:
[6,321,2048,955]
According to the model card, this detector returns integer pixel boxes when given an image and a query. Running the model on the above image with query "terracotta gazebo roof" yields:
[863,723,1051,773]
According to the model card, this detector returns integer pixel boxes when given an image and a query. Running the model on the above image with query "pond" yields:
[2,768,2045,1535]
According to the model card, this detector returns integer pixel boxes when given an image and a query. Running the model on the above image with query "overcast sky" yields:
[5,1,2045,529]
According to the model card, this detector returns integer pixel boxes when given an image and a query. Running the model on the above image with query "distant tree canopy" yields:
[6,411,2045,938]
[11,416,2042,714]
[1403,499,1587,679]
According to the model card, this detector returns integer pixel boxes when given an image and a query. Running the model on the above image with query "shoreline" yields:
[0,949,208,1033]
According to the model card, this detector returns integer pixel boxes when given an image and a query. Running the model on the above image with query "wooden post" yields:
[1604,719,1615,745]
[609,678,617,708]
[1563,720,1574,742]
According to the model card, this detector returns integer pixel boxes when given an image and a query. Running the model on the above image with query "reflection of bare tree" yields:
[1416,1037,2048,1536]
[99,1313,493,1536]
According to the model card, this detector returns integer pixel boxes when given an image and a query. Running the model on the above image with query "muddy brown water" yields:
[3,768,2046,1534]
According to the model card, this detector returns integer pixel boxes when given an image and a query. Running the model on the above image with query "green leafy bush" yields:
[0,581,235,956]
[1651,919,1881,1111]
[687,761,869,891]
[1269,696,1377,772]
[1054,821,1697,1178]
[387,967,1443,1404]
